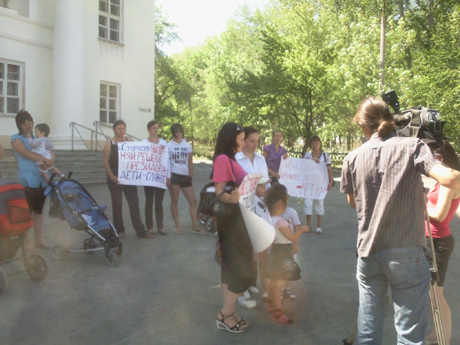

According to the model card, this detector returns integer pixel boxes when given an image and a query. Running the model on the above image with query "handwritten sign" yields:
[238,173,263,211]
[279,157,328,199]
[118,142,169,188]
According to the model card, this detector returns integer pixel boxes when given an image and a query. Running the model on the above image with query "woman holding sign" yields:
[263,130,287,184]
[142,120,170,236]
[103,120,151,238]
[302,135,333,234]
[213,123,256,333]
[167,123,207,235]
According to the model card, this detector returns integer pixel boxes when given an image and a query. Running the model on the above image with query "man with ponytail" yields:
[341,96,460,344]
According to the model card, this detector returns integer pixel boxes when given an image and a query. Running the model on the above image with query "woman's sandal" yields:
[216,311,246,333]
[232,313,250,329]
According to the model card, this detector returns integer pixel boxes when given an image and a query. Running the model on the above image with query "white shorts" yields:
[303,198,324,216]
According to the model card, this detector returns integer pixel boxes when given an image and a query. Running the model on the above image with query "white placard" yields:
[238,173,263,211]
[239,204,276,253]
[279,157,329,199]
[118,142,169,188]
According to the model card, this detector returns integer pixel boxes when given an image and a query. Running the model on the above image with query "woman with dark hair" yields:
[425,140,460,345]
[302,135,333,234]
[103,120,151,238]
[263,129,287,183]
[167,123,206,235]
[214,122,256,333]
[142,120,170,236]
[11,110,54,249]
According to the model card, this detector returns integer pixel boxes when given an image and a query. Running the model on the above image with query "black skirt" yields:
[264,243,301,281]
[216,209,256,294]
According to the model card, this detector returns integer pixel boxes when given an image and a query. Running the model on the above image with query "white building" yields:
[0,0,155,149]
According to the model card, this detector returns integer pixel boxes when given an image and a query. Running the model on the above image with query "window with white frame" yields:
[0,60,24,115]
[100,82,120,124]
[99,0,122,43]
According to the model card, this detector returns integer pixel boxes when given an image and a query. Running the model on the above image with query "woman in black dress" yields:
[213,123,256,333]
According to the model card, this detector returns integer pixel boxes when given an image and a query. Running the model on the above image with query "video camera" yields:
[382,90,447,148]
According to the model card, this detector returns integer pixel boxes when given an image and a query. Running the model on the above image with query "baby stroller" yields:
[47,173,122,266]
[0,180,49,294]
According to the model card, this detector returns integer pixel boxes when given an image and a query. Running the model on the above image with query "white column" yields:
[49,0,85,149]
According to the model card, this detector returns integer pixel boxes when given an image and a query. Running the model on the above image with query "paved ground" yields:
[0,162,459,345]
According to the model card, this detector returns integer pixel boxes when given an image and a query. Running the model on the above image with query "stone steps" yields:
[0,149,107,185]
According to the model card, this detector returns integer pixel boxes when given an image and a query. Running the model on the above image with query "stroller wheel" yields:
[52,245,67,261]
[0,267,7,294]
[198,213,208,225]
[105,251,121,266]
[206,217,216,232]
[26,253,49,281]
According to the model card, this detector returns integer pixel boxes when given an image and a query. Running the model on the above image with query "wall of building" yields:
[0,0,155,149]
[0,4,54,147]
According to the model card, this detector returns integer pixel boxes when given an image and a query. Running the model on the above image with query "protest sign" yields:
[238,173,263,211]
[239,204,275,253]
[279,157,329,199]
[237,173,275,253]
[118,142,169,188]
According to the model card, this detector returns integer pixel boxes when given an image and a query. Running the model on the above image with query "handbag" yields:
[197,156,239,217]
[198,181,239,217]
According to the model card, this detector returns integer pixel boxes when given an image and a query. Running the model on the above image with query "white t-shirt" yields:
[28,137,53,159]
[235,151,270,187]
[254,195,272,224]
[272,215,291,244]
[142,138,171,178]
[167,139,192,176]
[304,151,331,166]
[281,207,301,233]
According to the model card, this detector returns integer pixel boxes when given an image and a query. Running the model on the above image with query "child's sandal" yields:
[272,309,293,324]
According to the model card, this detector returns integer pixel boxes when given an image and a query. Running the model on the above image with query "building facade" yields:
[0,0,155,149]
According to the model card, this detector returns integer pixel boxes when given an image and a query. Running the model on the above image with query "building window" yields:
[99,0,122,43]
[100,82,119,124]
[0,60,24,116]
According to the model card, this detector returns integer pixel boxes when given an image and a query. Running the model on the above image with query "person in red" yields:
[425,140,460,345]
[213,123,256,334]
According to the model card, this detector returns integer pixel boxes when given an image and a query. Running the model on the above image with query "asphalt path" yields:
[0,162,459,345]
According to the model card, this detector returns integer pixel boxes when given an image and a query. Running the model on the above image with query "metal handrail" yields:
[69,122,109,151]
[93,121,141,141]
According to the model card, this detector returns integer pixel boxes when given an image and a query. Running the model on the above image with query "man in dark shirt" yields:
[341,96,460,344]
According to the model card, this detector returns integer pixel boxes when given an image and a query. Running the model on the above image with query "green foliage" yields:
[155,1,460,152]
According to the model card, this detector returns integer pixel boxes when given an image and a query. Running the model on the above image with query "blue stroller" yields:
[47,174,122,266]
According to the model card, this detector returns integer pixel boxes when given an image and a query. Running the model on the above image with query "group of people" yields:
[102,119,209,239]
[7,97,460,343]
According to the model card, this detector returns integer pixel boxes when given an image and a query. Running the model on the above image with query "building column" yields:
[49,0,85,149]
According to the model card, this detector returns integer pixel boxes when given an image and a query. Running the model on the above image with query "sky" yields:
[155,0,271,56]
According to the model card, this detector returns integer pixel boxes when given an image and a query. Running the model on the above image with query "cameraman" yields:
[341,96,460,344]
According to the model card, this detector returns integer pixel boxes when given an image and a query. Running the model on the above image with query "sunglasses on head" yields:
[236,125,244,132]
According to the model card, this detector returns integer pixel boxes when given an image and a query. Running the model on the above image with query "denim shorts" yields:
[170,173,192,188]
[427,235,455,286]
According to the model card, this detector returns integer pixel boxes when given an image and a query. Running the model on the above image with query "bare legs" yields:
[306,215,322,229]
[169,184,202,232]
[268,279,285,310]
[217,284,242,328]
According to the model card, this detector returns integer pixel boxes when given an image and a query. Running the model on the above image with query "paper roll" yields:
[239,204,275,253]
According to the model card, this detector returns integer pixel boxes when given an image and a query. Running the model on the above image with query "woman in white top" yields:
[142,120,170,236]
[167,123,207,235]
[303,135,333,234]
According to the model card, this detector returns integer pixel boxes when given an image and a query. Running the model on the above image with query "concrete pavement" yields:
[0,162,459,345]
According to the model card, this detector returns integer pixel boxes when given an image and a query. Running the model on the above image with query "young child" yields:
[238,177,272,309]
[264,184,309,323]
[253,177,272,300]
[281,203,305,300]
[28,123,64,182]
